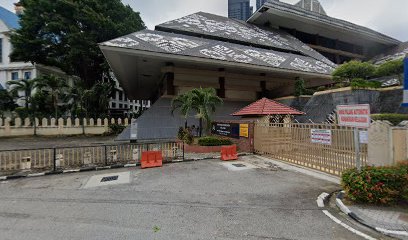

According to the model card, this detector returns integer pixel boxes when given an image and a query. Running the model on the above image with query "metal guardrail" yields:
[0,141,184,176]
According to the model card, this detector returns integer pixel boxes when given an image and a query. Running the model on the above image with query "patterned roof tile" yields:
[232,98,305,116]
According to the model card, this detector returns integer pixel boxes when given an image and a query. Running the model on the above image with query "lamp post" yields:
[403,54,408,107]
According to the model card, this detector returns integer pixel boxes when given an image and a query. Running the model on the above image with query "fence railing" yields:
[0,141,184,176]
[254,123,367,176]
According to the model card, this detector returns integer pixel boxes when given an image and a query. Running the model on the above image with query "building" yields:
[249,0,400,64]
[0,6,36,92]
[101,2,402,141]
[228,0,253,21]
[256,0,269,10]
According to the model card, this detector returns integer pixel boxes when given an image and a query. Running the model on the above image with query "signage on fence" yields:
[337,104,371,128]
[211,122,240,139]
[130,119,137,139]
[403,55,408,107]
[239,124,249,138]
[359,130,368,144]
[311,129,332,145]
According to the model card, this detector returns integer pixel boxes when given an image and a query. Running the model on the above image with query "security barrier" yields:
[141,151,163,169]
[221,145,238,161]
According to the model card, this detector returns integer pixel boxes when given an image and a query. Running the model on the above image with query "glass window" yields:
[119,104,123,108]
[11,72,19,80]
[24,72,32,79]
[119,92,123,101]
[111,102,116,108]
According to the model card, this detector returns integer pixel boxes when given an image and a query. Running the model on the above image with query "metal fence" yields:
[254,123,367,176]
[0,141,184,176]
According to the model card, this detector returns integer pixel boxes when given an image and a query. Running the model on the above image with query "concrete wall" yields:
[0,118,129,137]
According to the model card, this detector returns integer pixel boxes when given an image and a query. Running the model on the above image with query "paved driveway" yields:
[0,157,376,240]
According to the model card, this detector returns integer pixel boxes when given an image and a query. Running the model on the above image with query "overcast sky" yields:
[1,0,407,41]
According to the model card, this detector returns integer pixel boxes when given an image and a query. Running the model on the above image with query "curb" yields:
[336,191,408,238]
[0,153,252,181]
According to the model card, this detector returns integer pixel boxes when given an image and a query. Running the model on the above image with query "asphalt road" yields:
[0,157,381,240]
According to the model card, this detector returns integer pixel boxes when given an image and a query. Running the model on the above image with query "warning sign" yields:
[311,129,332,145]
[337,104,371,128]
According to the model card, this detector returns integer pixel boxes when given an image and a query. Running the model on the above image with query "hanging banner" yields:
[403,55,408,107]
[337,104,371,128]
[130,119,137,139]
[311,129,332,145]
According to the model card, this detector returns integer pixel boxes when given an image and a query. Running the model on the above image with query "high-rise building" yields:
[228,0,252,21]
[256,0,269,10]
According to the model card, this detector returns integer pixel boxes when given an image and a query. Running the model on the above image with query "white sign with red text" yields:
[337,104,371,128]
[311,129,332,145]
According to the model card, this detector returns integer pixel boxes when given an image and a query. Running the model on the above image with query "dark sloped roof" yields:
[156,12,335,66]
[259,0,400,45]
[0,6,20,29]
[372,42,408,64]
[232,97,305,116]
[101,29,334,75]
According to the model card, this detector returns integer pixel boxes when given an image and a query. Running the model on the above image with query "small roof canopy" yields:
[232,97,305,116]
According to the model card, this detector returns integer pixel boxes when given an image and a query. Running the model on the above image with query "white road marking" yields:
[322,210,377,240]
[316,192,329,207]
[375,227,408,237]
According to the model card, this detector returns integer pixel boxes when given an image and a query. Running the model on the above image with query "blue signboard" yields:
[403,56,408,107]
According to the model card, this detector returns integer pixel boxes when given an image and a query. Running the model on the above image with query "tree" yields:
[375,59,404,83]
[7,78,38,109]
[0,90,17,117]
[172,88,223,137]
[171,93,194,128]
[294,78,305,97]
[190,88,223,137]
[35,75,69,118]
[10,0,145,88]
[332,60,376,82]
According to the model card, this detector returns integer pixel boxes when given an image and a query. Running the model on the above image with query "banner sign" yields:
[403,56,408,107]
[359,130,368,144]
[239,124,249,138]
[311,129,332,145]
[337,104,371,128]
[130,119,137,139]
[211,122,240,139]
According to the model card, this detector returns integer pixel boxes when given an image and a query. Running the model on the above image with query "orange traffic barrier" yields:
[221,145,238,161]
[141,151,163,169]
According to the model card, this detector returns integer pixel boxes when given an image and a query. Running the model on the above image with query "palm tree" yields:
[190,88,223,137]
[35,75,69,118]
[171,92,194,128]
[171,88,223,137]
[7,78,38,109]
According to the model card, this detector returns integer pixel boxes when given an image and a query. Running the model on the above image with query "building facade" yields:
[228,0,253,21]
[0,6,36,92]
[256,0,269,10]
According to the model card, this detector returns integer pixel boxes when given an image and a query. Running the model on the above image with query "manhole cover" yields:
[100,175,119,182]
[232,163,246,168]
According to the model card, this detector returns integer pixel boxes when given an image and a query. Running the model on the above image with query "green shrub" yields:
[198,136,233,146]
[371,114,408,126]
[294,78,305,97]
[333,60,376,82]
[108,124,126,135]
[375,59,404,78]
[342,163,408,204]
[177,127,185,140]
[350,78,382,89]
[316,86,326,92]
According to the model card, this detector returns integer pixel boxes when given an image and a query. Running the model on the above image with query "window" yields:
[119,104,123,108]
[0,38,2,63]
[24,72,31,80]
[119,92,123,101]
[11,72,19,80]
[124,104,128,109]
[111,102,116,108]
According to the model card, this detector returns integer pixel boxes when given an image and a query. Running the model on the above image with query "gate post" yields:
[353,128,361,172]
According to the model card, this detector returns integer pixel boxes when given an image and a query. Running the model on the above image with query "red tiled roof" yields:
[232,98,305,116]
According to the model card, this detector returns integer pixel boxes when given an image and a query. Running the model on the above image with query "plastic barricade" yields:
[221,145,238,161]
[141,151,163,169]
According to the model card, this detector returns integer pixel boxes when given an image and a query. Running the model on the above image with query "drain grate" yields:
[232,163,246,168]
[100,175,119,182]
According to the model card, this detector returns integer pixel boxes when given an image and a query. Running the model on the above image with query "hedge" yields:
[341,162,408,204]
[371,114,408,126]
[198,136,233,146]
